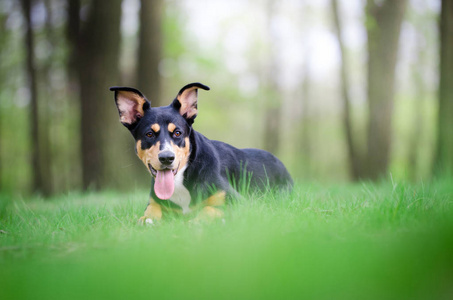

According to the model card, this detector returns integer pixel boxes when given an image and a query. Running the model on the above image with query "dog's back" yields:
[185,131,293,197]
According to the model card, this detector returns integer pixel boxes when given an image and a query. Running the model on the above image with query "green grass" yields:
[1,178,453,300]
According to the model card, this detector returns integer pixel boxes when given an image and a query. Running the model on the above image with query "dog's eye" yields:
[145,132,154,138]
[173,131,182,138]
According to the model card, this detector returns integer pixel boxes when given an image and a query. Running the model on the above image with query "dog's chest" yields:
[169,166,191,214]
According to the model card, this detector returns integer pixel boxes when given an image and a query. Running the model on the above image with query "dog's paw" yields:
[191,206,224,224]
[138,216,155,226]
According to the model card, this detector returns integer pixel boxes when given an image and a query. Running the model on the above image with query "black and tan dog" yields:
[110,83,293,223]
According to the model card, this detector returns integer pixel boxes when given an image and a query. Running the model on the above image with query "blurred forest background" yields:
[0,0,452,196]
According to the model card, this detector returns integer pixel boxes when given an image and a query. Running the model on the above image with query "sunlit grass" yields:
[1,178,452,299]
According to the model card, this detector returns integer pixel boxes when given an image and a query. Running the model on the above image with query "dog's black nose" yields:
[158,151,175,165]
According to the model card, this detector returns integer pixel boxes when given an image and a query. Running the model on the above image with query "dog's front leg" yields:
[194,206,224,223]
[192,191,226,223]
[138,198,162,225]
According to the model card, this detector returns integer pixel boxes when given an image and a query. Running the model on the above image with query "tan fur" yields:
[171,137,190,173]
[168,123,176,133]
[136,140,161,172]
[193,206,224,223]
[204,191,226,206]
[139,199,162,224]
[136,137,190,175]
[151,123,160,132]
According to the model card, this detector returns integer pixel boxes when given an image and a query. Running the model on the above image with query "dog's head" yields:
[110,83,210,200]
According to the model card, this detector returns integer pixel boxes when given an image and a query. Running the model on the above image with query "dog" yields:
[110,83,293,223]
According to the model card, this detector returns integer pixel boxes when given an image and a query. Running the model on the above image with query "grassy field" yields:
[1,178,452,300]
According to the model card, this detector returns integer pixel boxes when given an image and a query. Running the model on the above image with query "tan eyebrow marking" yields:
[168,123,176,132]
[151,123,160,132]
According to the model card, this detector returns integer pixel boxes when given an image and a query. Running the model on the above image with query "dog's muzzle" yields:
[158,151,175,166]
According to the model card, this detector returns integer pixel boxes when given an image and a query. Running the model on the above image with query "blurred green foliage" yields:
[0,0,442,195]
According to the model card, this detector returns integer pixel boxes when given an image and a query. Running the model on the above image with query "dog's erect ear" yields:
[109,86,150,129]
[171,82,210,125]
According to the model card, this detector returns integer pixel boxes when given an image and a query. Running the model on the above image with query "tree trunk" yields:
[78,0,122,190]
[0,12,5,190]
[434,0,453,175]
[263,0,281,155]
[36,0,55,196]
[137,0,163,106]
[63,0,82,191]
[21,0,44,194]
[331,0,362,180]
[66,0,80,87]
[365,0,407,180]
[407,34,426,181]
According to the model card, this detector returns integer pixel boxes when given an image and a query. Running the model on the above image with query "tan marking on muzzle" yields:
[137,137,190,172]
[171,137,190,173]
[136,140,161,172]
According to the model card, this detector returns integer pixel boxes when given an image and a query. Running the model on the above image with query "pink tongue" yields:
[154,170,175,200]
